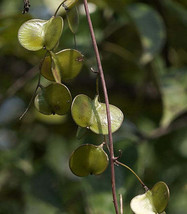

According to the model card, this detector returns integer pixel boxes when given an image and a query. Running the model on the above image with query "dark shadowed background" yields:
[0,0,187,213]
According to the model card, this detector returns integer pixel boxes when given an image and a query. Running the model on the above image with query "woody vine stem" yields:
[83,0,119,213]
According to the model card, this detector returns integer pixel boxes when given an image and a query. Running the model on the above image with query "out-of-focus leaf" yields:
[160,68,187,126]
[161,0,187,50]
[126,3,166,64]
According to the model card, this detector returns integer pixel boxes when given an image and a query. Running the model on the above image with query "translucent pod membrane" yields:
[18,16,63,51]
[130,182,170,214]
[69,144,109,177]
[41,49,84,82]
[71,94,124,135]
[35,83,72,115]
[67,6,79,34]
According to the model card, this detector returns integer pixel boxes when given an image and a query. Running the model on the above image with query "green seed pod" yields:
[71,94,124,135]
[69,144,109,177]
[35,83,72,115]
[41,49,84,81]
[18,16,63,51]
[130,181,170,214]
[67,6,79,34]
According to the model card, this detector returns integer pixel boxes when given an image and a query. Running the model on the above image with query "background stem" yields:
[116,160,149,192]
[83,1,119,213]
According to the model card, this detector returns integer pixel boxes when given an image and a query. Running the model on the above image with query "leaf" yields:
[71,94,124,135]
[160,68,187,126]
[127,3,166,64]
[18,16,63,51]
[69,144,109,177]
[67,6,79,34]
[41,49,84,81]
[130,182,170,214]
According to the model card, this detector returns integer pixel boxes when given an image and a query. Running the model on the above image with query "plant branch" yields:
[19,51,48,120]
[115,160,149,192]
[120,194,123,214]
[54,0,67,17]
[83,1,119,213]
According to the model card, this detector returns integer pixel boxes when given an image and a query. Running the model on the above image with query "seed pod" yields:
[35,83,72,115]
[41,49,84,81]
[69,144,109,177]
[18,16,63,51]
[71,94,124,135]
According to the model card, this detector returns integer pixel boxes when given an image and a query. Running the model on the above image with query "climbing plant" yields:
[17,0,170,213]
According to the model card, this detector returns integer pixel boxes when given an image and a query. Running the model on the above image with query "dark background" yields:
[0,0,187,213]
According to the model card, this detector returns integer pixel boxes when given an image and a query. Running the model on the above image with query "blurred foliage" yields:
[0,0,187,213]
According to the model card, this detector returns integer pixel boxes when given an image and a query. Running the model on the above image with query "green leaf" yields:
[71,94,124,135]
[41,49,84,81]
[18,16,63,51]
[127,3,166,64]
[130,182,170,214]
[160,68,187,126]
[67,6,79,34]
[69,144,109,177]
[35,83,72,115]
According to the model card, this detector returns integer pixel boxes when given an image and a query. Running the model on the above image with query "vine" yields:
[18,1,170,213]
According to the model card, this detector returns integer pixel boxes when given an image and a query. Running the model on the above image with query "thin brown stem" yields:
[19,51,48,120]
[83,1,119,213]
[119,194,123,214]
[115,160,149,192]
[54,0,67,17]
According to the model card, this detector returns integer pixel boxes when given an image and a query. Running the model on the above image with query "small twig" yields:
[115,160,149,192]
[119,194,123,214]
[19,51,48,120]
[83,1,119,213]
[54,0,67,17]
[22,0,30,14]
[73,33,77,49]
